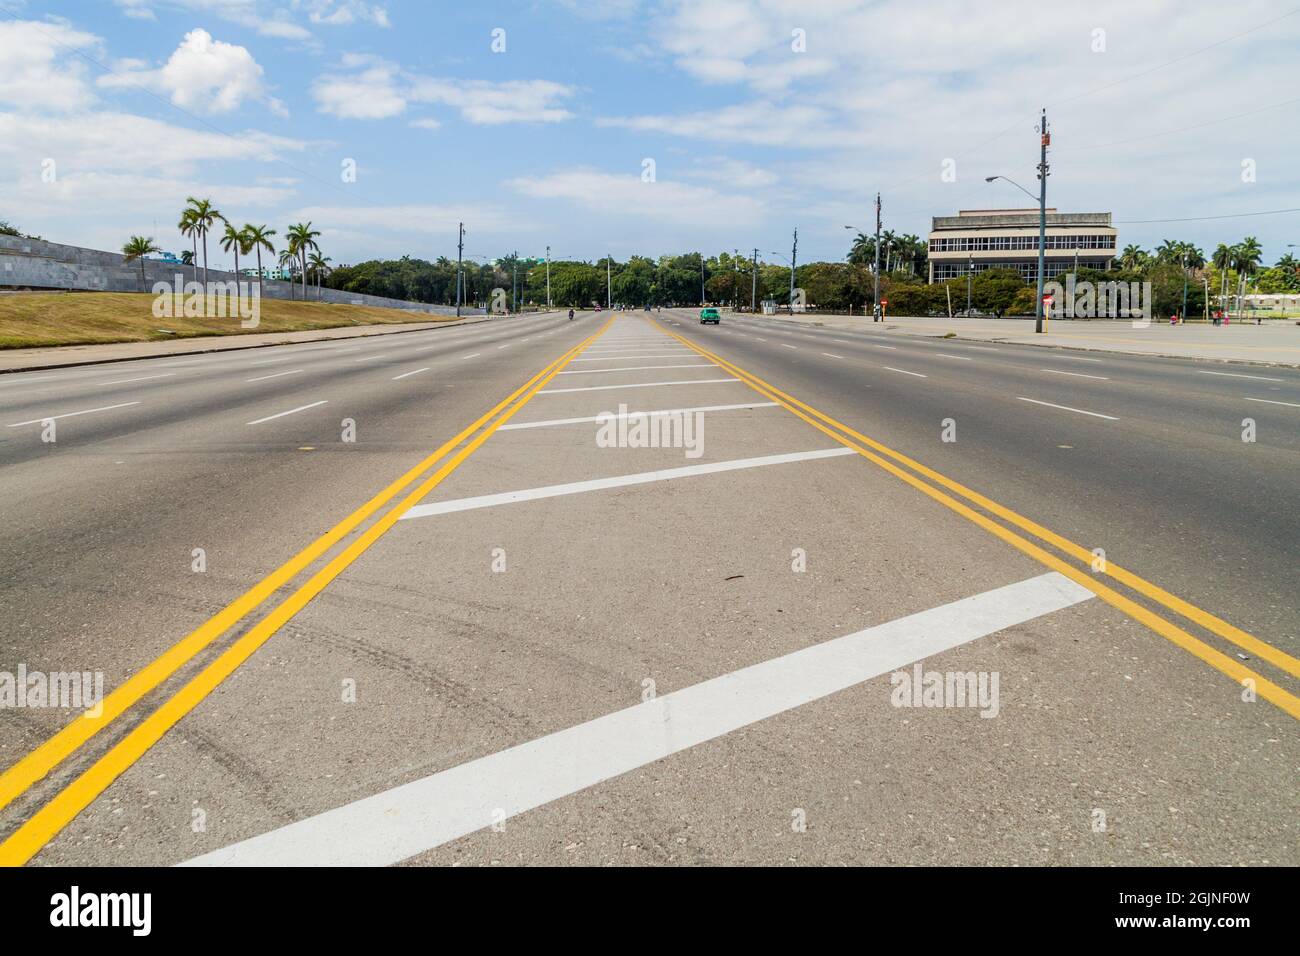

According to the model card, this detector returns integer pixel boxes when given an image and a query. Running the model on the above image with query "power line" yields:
[1117,208,1300,224]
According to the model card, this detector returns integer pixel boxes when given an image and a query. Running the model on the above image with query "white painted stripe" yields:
[882,367,927,378]
[0,375,58,386]
[1054,355,1102,362]
[965,346,1000,352]
[538,378,739,395]
[1039,368,1109,380]
[1197,370,1285,382]
[557,364,714,375]
[496,344,511,349]
[248,357,294,366]
[821,353,844,359]
[498,402,780,431]
[99,373,177,385]
[875,344,897,350]
[934,354,971,361]
[246,369,303,383]
[1243,397,1300,409]
[354,354,388,362]
[8,401,141,427]
[402,447,855,519]
[570,354,690,362]
[462,353,480,359]
[245,400,328,425]
[1016,397,1118,420]
[182,572,1092,867]
[781,344,798,350]
[392,367,431,380]
[832,339,851,344]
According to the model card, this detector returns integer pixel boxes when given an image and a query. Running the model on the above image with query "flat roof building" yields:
[927,208,1116,284]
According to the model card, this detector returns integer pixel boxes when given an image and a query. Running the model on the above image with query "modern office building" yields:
[927,208,1116,284]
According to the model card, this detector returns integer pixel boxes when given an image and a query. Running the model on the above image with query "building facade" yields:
[928,209,1116,284]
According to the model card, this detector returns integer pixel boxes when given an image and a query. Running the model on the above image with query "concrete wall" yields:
[0,235,481,315]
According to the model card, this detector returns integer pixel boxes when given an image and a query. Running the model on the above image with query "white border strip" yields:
[499,402,780,431]
[401,447,855,519]
[181,572,1093,867]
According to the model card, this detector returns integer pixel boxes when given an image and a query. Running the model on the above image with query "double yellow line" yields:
[0,318,611,865]
[656,321,1300,719]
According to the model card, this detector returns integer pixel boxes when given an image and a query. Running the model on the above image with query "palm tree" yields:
[1232,236,1263,277]
[180,249,194,266]
[184,197,221,291]
[243,224,276,301]
[308,252,332,300]
[285,222,321,303]
[219,219,247,282]
[278,249,298,298]
[1119,244,1147,271]
[121,235,161,291]
[1154,239,1180,263]
[177,210,199,281]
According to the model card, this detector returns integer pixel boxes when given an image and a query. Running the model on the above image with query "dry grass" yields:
[0,291,455,349]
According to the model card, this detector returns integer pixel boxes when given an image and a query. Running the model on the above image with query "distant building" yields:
[927,208,1116,284]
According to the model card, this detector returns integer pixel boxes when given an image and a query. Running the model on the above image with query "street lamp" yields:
[987,109,1050,334]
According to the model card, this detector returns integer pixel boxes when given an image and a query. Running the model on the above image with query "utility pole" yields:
[700,254,706,306]
[455,222,464,317]
[511,250,518,314]
[545,244,551,310]
[966,253,973,316]
[789,228,798,310]
[873,192,882,321]
[1180,252,1189,324]
[606,254,612,309]
[751,247,759,313]
[1035,108,1050,334]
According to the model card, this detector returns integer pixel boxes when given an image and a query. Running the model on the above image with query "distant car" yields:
[699,307,720,324]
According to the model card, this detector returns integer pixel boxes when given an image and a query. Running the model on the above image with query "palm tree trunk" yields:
[191,234,198,282]
[256,248,264,302]
[301,251,308,302]
[201,231,209,293]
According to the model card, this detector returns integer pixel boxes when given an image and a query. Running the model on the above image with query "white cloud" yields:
[99,29,278,115]
[408,78,575,125]
[113,1,314,40]
[313,58,577,125]
[409,118,441,130]
[296,0,392,27]
[0,20,101,113]
[507,168,763,226]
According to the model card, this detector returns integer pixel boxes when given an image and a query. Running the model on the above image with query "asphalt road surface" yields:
[0,308,1295,866]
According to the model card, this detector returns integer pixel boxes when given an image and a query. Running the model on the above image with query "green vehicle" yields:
[699,307,721,324]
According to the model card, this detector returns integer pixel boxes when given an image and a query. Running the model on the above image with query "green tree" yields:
[243,225,276,301]
[286,222,321,302]
[183,197,221,289]
[121,235,161,291]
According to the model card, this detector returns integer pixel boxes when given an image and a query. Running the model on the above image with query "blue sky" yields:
[2,0,1298,269]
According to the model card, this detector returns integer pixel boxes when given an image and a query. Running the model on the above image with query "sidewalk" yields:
[758,314,1300,367]
[0,313,515,373]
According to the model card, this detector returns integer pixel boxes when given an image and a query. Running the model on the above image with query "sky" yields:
[1,0,1298,270]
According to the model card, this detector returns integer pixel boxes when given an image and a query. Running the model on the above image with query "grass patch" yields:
[0,291,458,349]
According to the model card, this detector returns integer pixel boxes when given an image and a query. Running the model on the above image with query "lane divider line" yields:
[653,322,1300,709]
[181,572,1094,867]
[0,326,609,827]
[0,317,615,867]
[400,448,855,519]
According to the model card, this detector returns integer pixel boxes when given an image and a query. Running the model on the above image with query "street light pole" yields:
[873,192,882,321]
[789,228,798,310]
[545,244,551,310]
[700,255,706,306]
[1180,252,1189,324]
[1035,107,1050,334]
[606,254,612,309]
[966,254,973,316]
[752,247,758,313]
[511,250,518,314]
[455,221,464,317]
